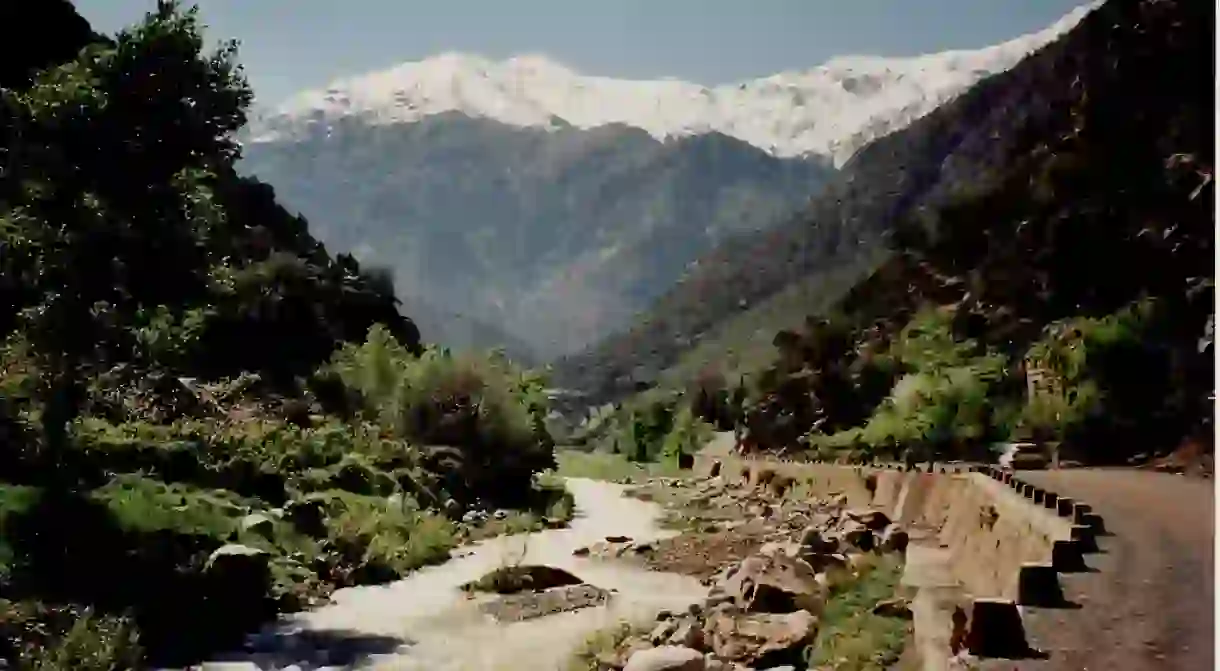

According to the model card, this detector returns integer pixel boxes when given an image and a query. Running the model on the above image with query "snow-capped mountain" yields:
[248,3,1095,166]
[240,3,1099,357]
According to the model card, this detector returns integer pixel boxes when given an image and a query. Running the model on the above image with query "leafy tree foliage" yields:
[672,0,1213,464]
[0,1,421,465]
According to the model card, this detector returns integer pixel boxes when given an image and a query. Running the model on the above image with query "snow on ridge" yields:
[248,3,1098,165]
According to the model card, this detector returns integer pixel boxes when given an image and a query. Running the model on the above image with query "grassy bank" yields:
[808,554,910,671]
[551,450,688,483]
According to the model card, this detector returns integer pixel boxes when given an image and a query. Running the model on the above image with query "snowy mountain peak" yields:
[249,3,1099,165]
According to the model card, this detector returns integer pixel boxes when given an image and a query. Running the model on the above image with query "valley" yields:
[235,5,1091,358]
[0,0,1212,670]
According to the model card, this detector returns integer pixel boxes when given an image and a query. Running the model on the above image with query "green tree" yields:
[0,1,251,468]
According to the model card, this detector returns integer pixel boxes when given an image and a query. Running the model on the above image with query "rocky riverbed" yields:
[187,478,706,671]
[188,462,912,671]
[567,460,914,671]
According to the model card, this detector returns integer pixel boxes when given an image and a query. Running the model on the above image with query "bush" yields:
[316,490,455,584]
[860,360,1006,460]
[660,405,714,466]
[1019,300,1189,460]
[794,309,1014,461]
[0,601,143,671]
[324,327,556,502]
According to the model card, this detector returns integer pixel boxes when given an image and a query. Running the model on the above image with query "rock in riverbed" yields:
[480,583,611,622]
[623,645,705,671]
[461,564,612,622]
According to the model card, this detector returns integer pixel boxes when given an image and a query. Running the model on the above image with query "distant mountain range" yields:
[239,4,1092,358]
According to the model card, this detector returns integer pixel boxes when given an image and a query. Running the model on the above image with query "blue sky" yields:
[75,0,1087,106]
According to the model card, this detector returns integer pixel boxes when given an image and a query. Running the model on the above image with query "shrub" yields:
[1019,300,1185,459]
[317,490,454,583]
[0,601,143,671]
[324,327,556,502]
[660,405,714,465]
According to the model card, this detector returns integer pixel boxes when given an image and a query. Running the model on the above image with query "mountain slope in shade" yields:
[402,295,539,364]
[249,3,1095,166]
[240,115,832,355]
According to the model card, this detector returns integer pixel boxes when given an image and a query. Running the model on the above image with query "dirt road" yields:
[991,469,1213,671]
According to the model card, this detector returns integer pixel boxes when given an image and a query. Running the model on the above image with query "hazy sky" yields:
[74,0,1087,106]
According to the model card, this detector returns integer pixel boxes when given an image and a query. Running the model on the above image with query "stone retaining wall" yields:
[695,435,1108,667]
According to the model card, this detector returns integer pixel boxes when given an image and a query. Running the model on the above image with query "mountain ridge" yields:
[247,3,1096,166]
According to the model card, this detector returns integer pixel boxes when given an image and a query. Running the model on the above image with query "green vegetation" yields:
[657,254,885,391]
[792,310,1015,462]
[566,620,650,671]
[558,0,1212,473]
[584,0,1212,469]
[552,450,686,483]
[565,386,716,472]
[806,555,910,671]
[0,2,565,667]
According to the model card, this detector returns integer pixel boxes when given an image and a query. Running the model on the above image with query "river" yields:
[195,477,707,671]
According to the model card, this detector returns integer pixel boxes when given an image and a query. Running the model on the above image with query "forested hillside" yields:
[554,0,1212,416]
[0,2,564,666]
[567,0,1212,469]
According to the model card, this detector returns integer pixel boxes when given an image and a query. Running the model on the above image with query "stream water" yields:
[196,477,707,671]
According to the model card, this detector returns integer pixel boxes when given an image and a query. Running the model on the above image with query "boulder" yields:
[239,513,275,539]
[462,510,485,524]
[766,474,795,498]
[798,526,839,554]
[667,619,707,650]
[872,596,912,619]
[650,619,680,645]
[749,466,778,489]
[878,524,909,553]
[284,496,327,537]
[624,645,706,671]
[799,549,848,573]
[205,543,270,572]
[839,520,876,552]
[702,609,818,667]
[480,583,610,622]
[717,553,825,614]
[460,564,584,595]
[758,541,800,559]
[600,636,653,670]
[846,509,891,531]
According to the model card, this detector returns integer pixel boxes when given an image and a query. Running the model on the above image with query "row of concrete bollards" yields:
[978,464,1106,565]
[953,465,1112,658]
[798,458,1104,660]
